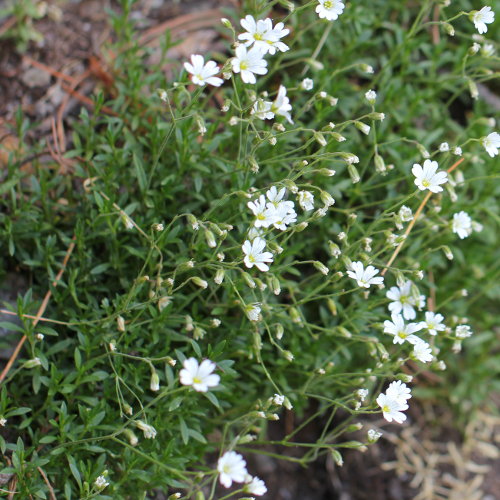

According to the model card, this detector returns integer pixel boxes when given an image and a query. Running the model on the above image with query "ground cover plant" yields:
[0,0,499,498]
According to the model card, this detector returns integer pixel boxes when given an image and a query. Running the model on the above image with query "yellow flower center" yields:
[249,255,256,263]
[240,61,248,70]
[382,404,390,413]
[193,376,202,384]
[422,179,430,187]
[324,0,333,8]
[254,33,263,41]
[397,331,407,339]
[400,295,409,304]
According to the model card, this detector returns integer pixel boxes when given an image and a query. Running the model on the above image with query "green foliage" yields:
[0,0,499,497]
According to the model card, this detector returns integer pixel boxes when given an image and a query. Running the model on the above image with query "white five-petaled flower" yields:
[383,313,422,345]
[346,261,384,288]
[376,392,408,424]
[471,6,495,34]
[271,85,294,124]
[316,0,345,21]
[386,281,420,320]
[420,311,445,336]
[412,159,448,193]
[386,380,412,404]
[365,89,377,104]
[439,142,450,152]
[455,324,473,338]
[482,132,500,157]
[183,54,223,87]
[179,358,220,392]
[217,451,248,488]
[244,475,268,496]
[238,16,289,55]
[297,191,315,211]
[232,45,268,84]
[412,339,433,363]
[452,211,472,239]
[242,237,274,271]
[247,195,277,228]
[251,99,274,120]
[246,303,261,322]
[301,78,314,90]
[272,203,297,230]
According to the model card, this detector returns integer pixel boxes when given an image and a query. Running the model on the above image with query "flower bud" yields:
[24,357,42,369]
[327,298,337,316]
[320,191,335,207]
[276,324,284,340]
[355,121,371,135]
[117,315,125,332]
[313,261,329,275]
[443,22,455,36]
[192,277,208,289]
[150,371,160,392]
[204,230,216,248]
[242,272,256,288]
[214,268,225,285]
[314,132,327,147]
[347,164,360,184]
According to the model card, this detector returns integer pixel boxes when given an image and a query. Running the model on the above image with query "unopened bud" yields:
[192,277,208,289]
[242,272,256,288]
[355,121,371,135]
[117,316,125,332]
[327,298,337,316]
[205,230,216,248]
[347,164,360,184]
[313,261,329,275]
[214,268,225,285]
[150,371,160,392]
[314,132,327,147]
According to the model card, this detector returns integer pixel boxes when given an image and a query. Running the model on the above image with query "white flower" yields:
[247,195,277,228]
[471,6,495,34]
[217,451,248,488]
[272,204,297,230]
[383,313,422,345]
[297,191,314,211]
[386,380,412,404]
[0,417,6,426]
[367,429,382,443]
[365,89,377,104]
[301,78,314,90]
[271,85,293,124]
[386,281,419,320]
[272,394,285,405]
[453,146,463,156]
[413,339,433,363]
[244,475,268,496]
[232,45,268,84]
[94,475,109,490]
[346,261,384,288]
[386,381,411,405]
[482,132,500,157]
[439,142,450,152]
[242,237,274,271]
[357,389,369,401]
[251,99,274,120]
[246,303,261,321]
[184,55,223,87]
[399,205,413,222]
[455,324,473,338]
[179,358,220,392]
[376,393,408,424]
[316,0,345,21]
[452,211,472,239]
[238,15,289,55]
[412,159,448,193]
[135,420,157,439]
[420,311,445,336]
[481,43,495,57]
